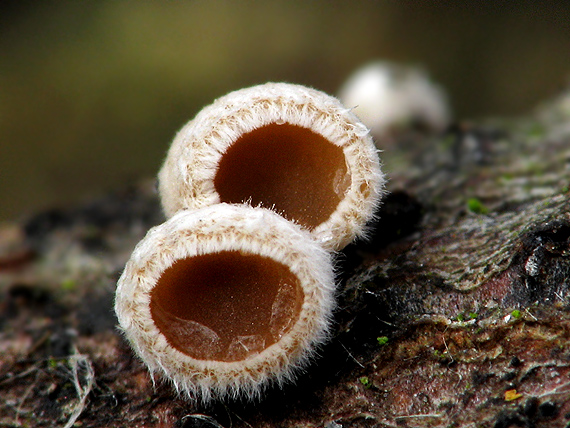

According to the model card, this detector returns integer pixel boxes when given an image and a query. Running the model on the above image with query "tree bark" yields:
[1,90,570,428]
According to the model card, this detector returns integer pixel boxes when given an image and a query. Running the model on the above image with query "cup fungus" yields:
[338,61,450,140]
[158,82,385,251]
[115,204,335,402]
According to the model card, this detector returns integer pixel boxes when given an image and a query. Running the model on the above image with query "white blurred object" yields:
[338,61,451,140]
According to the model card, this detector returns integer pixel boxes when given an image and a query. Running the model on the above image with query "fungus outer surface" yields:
[214,123,350,230]
[114,204,335,401]
[158,82,385,251]
[150,250,304,362]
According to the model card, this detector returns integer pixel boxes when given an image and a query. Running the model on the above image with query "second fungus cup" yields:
[115,204,335,402]
[158,82,385,251]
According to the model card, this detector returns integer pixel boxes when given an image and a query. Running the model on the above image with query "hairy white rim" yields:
[115,204,335,402]
[158,82,385,251]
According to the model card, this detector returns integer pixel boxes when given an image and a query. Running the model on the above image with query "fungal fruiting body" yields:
[338,61,450,140]
[115,204,335,402]
[158,82,384,251]
[117,83,386,402]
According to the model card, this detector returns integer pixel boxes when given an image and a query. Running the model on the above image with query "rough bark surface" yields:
[1,90,570,428]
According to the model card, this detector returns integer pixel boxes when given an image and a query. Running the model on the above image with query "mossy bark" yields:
[1,91,570,428]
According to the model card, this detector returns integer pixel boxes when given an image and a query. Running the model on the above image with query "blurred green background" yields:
[1,1,569,222]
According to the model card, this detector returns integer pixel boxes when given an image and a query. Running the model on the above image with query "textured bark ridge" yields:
[1,90,570,427]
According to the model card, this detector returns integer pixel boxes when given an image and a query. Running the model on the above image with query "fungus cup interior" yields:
[150,250,304,362]
[214,123,351,230]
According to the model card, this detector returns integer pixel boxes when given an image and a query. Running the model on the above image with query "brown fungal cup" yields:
[149,250,303,362]
[158,82,385,251]
[115,204,335,402]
